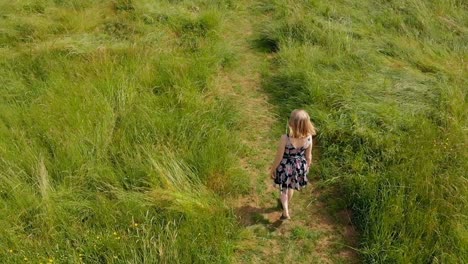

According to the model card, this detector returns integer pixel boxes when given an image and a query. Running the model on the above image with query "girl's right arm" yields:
[270,135,287,179]
[305,135,313,170]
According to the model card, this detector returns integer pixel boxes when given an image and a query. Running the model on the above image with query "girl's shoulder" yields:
[275,134,289,146]
[306,134,313,147]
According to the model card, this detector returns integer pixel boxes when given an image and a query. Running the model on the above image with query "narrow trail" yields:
[214,2,360,263]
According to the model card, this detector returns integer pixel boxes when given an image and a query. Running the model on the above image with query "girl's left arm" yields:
[270,135,287,178]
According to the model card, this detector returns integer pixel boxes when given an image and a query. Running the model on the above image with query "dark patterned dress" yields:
[274,134,311,191]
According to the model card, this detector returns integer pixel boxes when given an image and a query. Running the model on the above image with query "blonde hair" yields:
[288,109,316,138]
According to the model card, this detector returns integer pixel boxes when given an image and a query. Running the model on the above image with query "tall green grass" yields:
[0,0,246,262]
[256,0,467,262]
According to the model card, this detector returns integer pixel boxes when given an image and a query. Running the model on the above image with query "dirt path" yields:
[214,2,360,263]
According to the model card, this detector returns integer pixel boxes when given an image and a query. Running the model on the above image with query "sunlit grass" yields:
[0,0,245,262]
[257,0,467,262]
[1,0,466,262]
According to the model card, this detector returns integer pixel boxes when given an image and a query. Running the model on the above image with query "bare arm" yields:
[270,135,287,178]
[305,136,313,170]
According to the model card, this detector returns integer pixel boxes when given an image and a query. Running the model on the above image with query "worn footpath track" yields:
[212,1,360,263]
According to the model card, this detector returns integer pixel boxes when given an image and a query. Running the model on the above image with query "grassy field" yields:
[0,0,466,263]
[256,0,467,263]
[0,0,247,262]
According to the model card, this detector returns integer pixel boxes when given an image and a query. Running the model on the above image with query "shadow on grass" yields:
[250,36,280,53]
[235,205,285,231]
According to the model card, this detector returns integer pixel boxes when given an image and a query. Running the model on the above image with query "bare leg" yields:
[287,188,294,201]
[280,189,290,218]
[287,189,294,216]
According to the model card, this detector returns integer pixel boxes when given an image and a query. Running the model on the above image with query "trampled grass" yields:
[256,0,467,262]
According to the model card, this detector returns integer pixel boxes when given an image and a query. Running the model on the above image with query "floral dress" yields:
[274,134,311,191]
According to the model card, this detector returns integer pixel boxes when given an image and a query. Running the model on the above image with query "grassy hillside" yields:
[1,0,466,263]
[256,0,467,262]
[0,0,247,262]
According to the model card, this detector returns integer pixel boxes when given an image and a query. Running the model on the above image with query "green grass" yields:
[0,0,247,262]
[290,226,322,241]
[256,0,467,263]
[1,0,467,263]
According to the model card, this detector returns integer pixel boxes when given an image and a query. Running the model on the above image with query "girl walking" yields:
[270,109,316,220]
